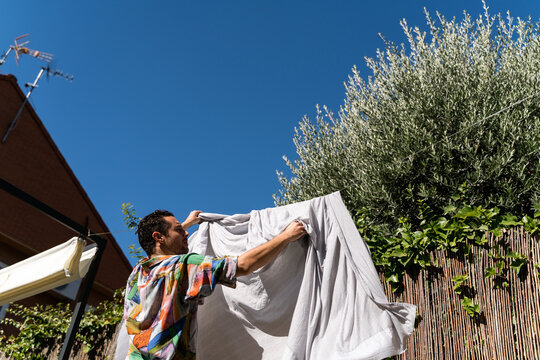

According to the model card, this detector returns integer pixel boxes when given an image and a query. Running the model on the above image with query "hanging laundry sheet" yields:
[192,191,415,360]
[115,191,416,360]
[0,237,97,306]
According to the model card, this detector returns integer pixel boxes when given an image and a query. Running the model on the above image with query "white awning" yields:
[0,237,97,306]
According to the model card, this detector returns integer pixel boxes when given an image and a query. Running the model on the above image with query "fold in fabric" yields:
[191,192,416,360]
[0,237,97,306]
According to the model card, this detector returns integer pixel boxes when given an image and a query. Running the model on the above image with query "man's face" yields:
[161,216,189,254]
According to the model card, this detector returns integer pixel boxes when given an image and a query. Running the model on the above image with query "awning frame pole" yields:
[0,177,107,360]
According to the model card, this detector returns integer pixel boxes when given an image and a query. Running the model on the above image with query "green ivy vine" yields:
[356,189,540,317]
[0,289,124,360]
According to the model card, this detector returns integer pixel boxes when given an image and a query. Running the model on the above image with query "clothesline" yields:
[91,229,134,236]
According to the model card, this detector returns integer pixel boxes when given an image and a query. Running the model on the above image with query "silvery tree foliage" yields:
[275,5,540,228]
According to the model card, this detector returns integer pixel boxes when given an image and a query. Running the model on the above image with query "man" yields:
[123,209,306,360]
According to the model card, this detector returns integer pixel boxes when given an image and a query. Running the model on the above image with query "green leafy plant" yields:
[0,289,124,359]
[485,255,509,289]
[507,251,528,275]
[522,205,540,235]
[122,202,141,230]
[357,195,538,293]
[128,244,144,260]
[122,202,144,260]
[452,275,469,295]
[462,296,481,318]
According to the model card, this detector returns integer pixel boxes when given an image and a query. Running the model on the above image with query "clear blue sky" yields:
[1,1,538,264]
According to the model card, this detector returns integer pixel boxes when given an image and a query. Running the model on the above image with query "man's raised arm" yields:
[236,221,306,276]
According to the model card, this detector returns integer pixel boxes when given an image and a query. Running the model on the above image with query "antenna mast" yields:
[1,35,73,144]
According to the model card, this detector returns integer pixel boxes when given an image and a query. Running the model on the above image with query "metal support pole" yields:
[58,233,106,360]
[2,67,45,144]
[0,177,108,359]
[0,47,12,66]
[0,177,97,236]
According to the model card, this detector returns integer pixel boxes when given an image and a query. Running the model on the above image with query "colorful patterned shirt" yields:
[124,253,237,360]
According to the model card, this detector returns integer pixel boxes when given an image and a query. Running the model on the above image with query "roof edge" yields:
[0,74,133,272]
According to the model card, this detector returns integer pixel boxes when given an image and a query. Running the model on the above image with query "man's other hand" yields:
[183,210,202,229]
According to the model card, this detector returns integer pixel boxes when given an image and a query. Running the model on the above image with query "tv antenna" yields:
[0,34,53,67]
[1,35,73,143]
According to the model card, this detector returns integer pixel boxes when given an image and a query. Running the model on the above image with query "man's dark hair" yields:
[137,210,174,256]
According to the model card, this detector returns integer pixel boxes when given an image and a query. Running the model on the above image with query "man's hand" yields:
[280,221,307,243]
[183,210,202,229]
[237,220,308,276]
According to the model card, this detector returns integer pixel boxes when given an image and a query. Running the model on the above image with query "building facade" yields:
[0,74,132,318]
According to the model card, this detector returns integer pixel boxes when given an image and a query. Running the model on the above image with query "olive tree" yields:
[275,4,540,229]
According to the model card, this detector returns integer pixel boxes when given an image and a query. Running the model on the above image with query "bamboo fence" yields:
[383,227,540,359]
[1,228,538,359]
